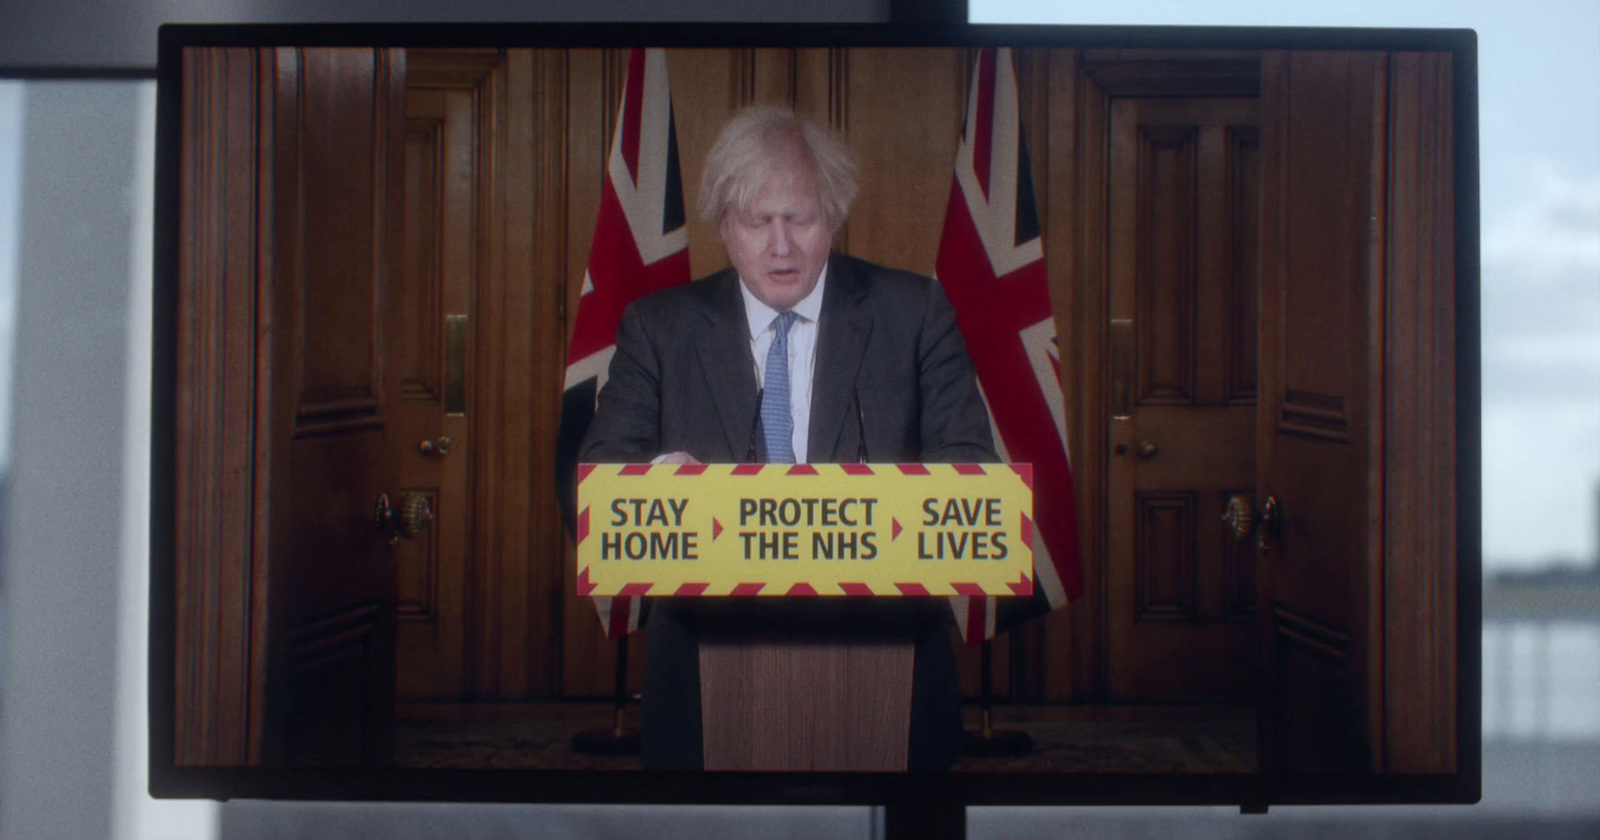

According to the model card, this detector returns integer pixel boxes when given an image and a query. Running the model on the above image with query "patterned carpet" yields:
[952,707,1255,773]
[394,704,1256,773]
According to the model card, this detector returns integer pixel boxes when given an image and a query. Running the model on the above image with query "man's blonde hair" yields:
[697,107,858,229]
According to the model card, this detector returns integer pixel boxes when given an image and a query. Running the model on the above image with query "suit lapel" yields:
[691,271,761,460]
[809,256,872,461]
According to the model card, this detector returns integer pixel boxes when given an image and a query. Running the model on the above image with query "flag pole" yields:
[561,46,688,761]
[961,638,1033,758]
[571,633,640,756]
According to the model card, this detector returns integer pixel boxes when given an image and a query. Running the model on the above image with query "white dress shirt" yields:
[739,267,826,464]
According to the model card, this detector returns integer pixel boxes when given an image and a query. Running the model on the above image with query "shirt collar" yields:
[738,263,828,340]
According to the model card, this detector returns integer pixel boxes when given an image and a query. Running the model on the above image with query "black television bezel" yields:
[149,21,1482,809]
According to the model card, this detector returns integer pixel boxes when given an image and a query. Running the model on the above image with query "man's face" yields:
[719,164,835,312]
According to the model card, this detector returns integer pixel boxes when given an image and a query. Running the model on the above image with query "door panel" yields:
[392,55,495,702]
[261,46,405,766]
[1107,97,1260,701]
[1258,50,1386,773]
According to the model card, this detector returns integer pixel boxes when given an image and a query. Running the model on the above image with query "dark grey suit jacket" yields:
[578,253,996,769]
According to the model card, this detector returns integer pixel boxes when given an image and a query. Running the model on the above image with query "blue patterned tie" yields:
[761,311,798,463]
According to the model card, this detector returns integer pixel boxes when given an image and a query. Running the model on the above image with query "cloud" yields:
[1482,402,1599,562]
[1477,161,1599,564]
[1480,163,1600,409]
[1482,165,1600,274]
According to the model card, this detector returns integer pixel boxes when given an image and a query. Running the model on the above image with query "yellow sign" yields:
[576,462,1034,597]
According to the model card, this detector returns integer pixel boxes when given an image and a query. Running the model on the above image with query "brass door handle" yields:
[374,493,393,532]
[1223,494,1281,548]
[375,491,433,544]
[1257,496,1280,548]
[395,492,433,538]
[419,436,453,456]
[1222,494,1256,540]
[1137,440,1160,459]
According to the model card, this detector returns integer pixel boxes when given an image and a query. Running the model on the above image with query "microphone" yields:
[853,387,868,463]
[745,387,765,463]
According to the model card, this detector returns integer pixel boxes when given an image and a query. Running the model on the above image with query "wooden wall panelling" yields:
[464,48,563,700]
[1363,51,1393,773]
[668,47,758,281]
[748,48,796,113]
[246,45,279,767]
[461,50,501,699]
[1079,49,1261,98]
[792,49,843,127]
[173,45,259,766]
[1382,51,1457,774]
[519,48,566,700]
[1053,48,1107,703]
[561,47,604,358]
[792,48,842,247]
[471,49,517,699]
[831,47,965,279]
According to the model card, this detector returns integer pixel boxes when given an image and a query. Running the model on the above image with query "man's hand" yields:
[655,451,703,465]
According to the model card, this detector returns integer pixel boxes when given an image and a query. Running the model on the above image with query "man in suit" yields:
[578,107,995,770]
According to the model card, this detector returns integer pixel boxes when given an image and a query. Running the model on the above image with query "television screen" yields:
[151,21,1479,808]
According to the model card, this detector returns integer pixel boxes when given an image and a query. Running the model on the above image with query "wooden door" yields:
[391,52,501,702]
[1106,97,1261,701]
[258,47,407,766]
[1257,50,1387,773]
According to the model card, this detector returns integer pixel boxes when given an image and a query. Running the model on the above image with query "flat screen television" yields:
[150,21,1480,813]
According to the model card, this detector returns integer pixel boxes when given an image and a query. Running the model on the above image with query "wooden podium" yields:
[574,461,1034,772]
[698,627,914,771]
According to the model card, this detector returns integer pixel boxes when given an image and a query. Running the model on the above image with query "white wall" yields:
[0,80,146,840]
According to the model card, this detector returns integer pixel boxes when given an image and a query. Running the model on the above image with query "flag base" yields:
[961,640,1036,758]
[571,633,640,757]
[571,726,641,757]
[960,726,1034,758]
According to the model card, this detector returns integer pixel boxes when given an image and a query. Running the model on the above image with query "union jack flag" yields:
[936,48,1083,644]
[556,48,692,639]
